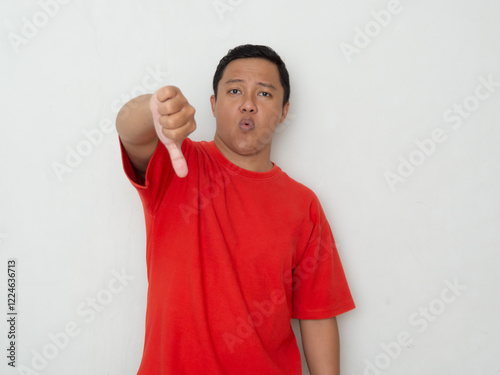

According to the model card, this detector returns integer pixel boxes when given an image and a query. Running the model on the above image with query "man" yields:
[116,44,355,375]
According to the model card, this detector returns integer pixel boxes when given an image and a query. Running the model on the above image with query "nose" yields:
[240,94,257,113]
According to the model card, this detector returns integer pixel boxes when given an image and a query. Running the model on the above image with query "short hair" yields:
[212,44,290,107]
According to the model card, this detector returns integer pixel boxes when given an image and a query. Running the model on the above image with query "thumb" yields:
[150,91,189,178]
[163,140,188,178]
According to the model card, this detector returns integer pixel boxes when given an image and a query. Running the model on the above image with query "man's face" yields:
[211,58,289,158]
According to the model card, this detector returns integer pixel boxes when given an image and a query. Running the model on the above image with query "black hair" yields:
[212,44,290,107]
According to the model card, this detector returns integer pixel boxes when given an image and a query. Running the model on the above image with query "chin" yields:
[230,137,264,154]
[231,143,258,156]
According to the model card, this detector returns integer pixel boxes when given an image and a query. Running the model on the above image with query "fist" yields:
[149,86,196,178]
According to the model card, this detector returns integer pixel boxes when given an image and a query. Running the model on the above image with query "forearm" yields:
[299,317,340,375]
[116,94,159,175]
[116,94,157,145]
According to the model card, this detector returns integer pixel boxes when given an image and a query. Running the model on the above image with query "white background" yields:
[1,0,499,374]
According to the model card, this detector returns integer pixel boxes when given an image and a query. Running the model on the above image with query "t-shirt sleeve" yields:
[291,196,355,319]
[119,136,192,215]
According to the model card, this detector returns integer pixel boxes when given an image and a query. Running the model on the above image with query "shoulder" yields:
[278,169,329,221]
[277,169,318,202]
[162,138,210,165]
[181,138,213,156]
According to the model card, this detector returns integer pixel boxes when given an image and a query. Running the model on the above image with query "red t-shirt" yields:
[120,138,355,375]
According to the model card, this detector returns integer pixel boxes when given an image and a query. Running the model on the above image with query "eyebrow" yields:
[224,79,277,91]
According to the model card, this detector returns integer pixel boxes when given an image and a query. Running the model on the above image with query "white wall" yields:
[1,0,499,374]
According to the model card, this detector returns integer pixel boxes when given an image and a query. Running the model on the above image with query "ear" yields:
[210,95,216,117]
[279,102,290,124]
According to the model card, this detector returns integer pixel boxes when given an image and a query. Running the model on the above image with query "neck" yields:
[213,136,273,172]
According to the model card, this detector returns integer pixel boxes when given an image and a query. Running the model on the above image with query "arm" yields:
[115,86,196,179]
[299,317,340,375]
[116,94,157,179]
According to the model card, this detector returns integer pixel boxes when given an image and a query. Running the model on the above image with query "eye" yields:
[228,89,241,94]
[259,92,271,97]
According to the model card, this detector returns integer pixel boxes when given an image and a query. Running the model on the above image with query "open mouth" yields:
[239,118,255,131]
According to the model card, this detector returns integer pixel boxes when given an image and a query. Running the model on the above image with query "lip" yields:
[239,118,255,131]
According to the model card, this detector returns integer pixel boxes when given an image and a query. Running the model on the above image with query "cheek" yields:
[216,108,232,132]
[268,103,283,119]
